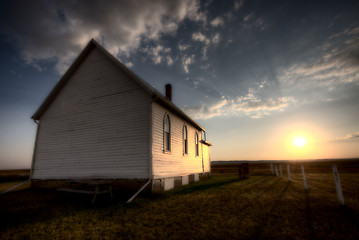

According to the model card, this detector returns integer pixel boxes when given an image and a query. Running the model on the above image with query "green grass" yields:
[1,172,359,239]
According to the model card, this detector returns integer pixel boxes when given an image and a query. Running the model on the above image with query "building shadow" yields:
[249,180,290,240]
[304,190,316,240]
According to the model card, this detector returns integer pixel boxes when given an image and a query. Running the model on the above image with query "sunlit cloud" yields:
[244,13,254,22]
[178,44,190,51]
[280,59,358,87]
[278,26,359,102]
[242,12,267,31]
[212,33,220,44]
[234,0,244,10]
[333,132,359,142]
[166,56,174,66]
[183,90,296,120]
[210,17,224,27]
[347,27,359,35]
[141,45,172,65]
[182,54,195,73]
[124,62,134,68]
[192,32,210,44]
[192,32,221,57]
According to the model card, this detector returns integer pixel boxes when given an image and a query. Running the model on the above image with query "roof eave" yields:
[152,95,205,131]
[200,140,212,146]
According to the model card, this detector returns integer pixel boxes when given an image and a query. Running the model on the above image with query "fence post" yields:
[287,164,291,182]
[275,164,279,176]
[270,163,274,174]
[279,164,283,177]
[301,164,308,190]
[332,164,344,205]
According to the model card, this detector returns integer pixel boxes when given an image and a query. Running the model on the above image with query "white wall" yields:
[32,47,151,179]
[202,144,211,172]
[152,102,210,179]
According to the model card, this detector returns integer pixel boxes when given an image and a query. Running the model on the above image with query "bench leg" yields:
[91,194,97,204]
[109,186,113,199]
[92,186,99,204]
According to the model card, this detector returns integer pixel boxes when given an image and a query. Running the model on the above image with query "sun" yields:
[293,137,306,147]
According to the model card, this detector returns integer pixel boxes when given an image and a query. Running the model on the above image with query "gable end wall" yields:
[32,47,150,179]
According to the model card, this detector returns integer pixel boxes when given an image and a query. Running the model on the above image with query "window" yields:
[183,125,188,154]
[195,132,199,156]
[164,113,171,151]
[201,131,206,141]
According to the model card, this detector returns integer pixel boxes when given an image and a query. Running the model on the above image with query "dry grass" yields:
[0,169,30,183]
[1,163,359,239]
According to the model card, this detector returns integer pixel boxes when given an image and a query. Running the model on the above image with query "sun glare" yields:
[293,137,306,147]
[280,124,325,159]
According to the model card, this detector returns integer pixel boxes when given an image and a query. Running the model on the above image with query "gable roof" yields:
[32,39,205,131]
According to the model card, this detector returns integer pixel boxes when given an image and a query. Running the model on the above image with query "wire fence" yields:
[265,160,359,206]
[211,160,359,207]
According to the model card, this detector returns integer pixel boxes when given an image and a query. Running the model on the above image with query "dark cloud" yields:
[0,0,205,73]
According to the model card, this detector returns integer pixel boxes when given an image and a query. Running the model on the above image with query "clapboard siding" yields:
[32,47,150,179]
[152,102,210,178]
[202,144,211,172]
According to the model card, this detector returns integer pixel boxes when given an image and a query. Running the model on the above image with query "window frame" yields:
[183,124,188,155]
[163,113,171,152]
[195,132,199,156]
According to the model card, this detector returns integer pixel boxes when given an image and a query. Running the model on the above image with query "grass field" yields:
[1,161,359,239]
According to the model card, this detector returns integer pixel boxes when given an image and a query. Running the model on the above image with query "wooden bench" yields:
[58,180,113,203]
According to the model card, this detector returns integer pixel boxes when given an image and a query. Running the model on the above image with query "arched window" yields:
[164,113,171,151]
[183,125,188,154]
[195,132,199,156]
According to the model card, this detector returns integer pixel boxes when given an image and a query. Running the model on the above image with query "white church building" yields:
[30,39,212,191]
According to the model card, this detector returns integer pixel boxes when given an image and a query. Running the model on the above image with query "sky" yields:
[0,0,359,169]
